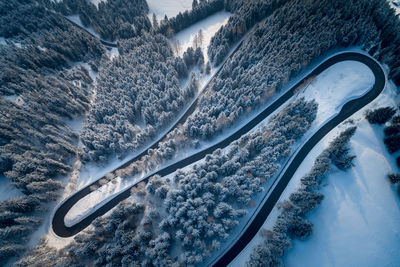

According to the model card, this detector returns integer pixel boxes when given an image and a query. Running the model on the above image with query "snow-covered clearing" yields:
[170,11,231,62]
[106,47,119,60]
[147,0,192,21]
[0,175,23,202]
[90,0,107,8]
[300,61,374,126]
[231,72,400,266]
[65,176,125,226]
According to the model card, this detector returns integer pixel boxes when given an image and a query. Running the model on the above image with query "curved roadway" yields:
[52,52,385,265]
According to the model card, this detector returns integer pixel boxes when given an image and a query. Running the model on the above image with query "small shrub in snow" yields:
[391,115,400,125]
[388,173,400,184]
[365,107,396,124]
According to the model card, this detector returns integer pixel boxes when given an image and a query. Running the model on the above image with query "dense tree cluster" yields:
[0,0,105,264]
[365,106,396,124]
[203,0,400,142]
[157,0,225,37]
[0,1,104,65]
[208,0,288,65]
[18,98,317,266]
[52,0,150,41]
[79,33,199,162]
[155,99,316,265]
[195,0,400,147]
[209,0,400,99]
[145,0,400,176]
[248,126,357,267]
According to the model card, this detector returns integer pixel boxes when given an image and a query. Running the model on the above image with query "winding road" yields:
[52,52,385,266]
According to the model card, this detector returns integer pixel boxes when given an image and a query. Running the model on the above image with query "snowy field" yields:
[170,11,231,62]
[147,0,192,21]
[299,61,374,126]
[0,175,23,202]
[231,76,400,266]
[65,176,126,226]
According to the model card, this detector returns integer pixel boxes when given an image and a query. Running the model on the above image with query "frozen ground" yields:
[170,11,231,62]
[147,0,192,21]
[0,175,23,202]
[231,77,400,266]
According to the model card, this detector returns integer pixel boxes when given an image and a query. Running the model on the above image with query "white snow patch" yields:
[389,0,400,15]
[65,117,86,133]
[90,0,107,8]
[0,37,6,45]
[170,11,231,62]
[3,95,18,103]
[106,47,119,60]
[38,45,47,52]
[300,60,375,126]
[3,95,24,106]
[0,175,23,202]
[147,0,192,21]
[65,176,127,226]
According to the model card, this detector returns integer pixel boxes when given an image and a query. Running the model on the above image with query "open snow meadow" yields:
[170,11,231,61]
[147,0,193,20]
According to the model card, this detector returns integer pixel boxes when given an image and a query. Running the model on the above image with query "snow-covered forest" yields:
[1,0,400,265]
[19,98,317,266]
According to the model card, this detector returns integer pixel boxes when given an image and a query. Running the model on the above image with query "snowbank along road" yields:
[52,52,385,266]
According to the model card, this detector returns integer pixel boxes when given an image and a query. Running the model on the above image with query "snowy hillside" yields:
[147,0,193,20]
